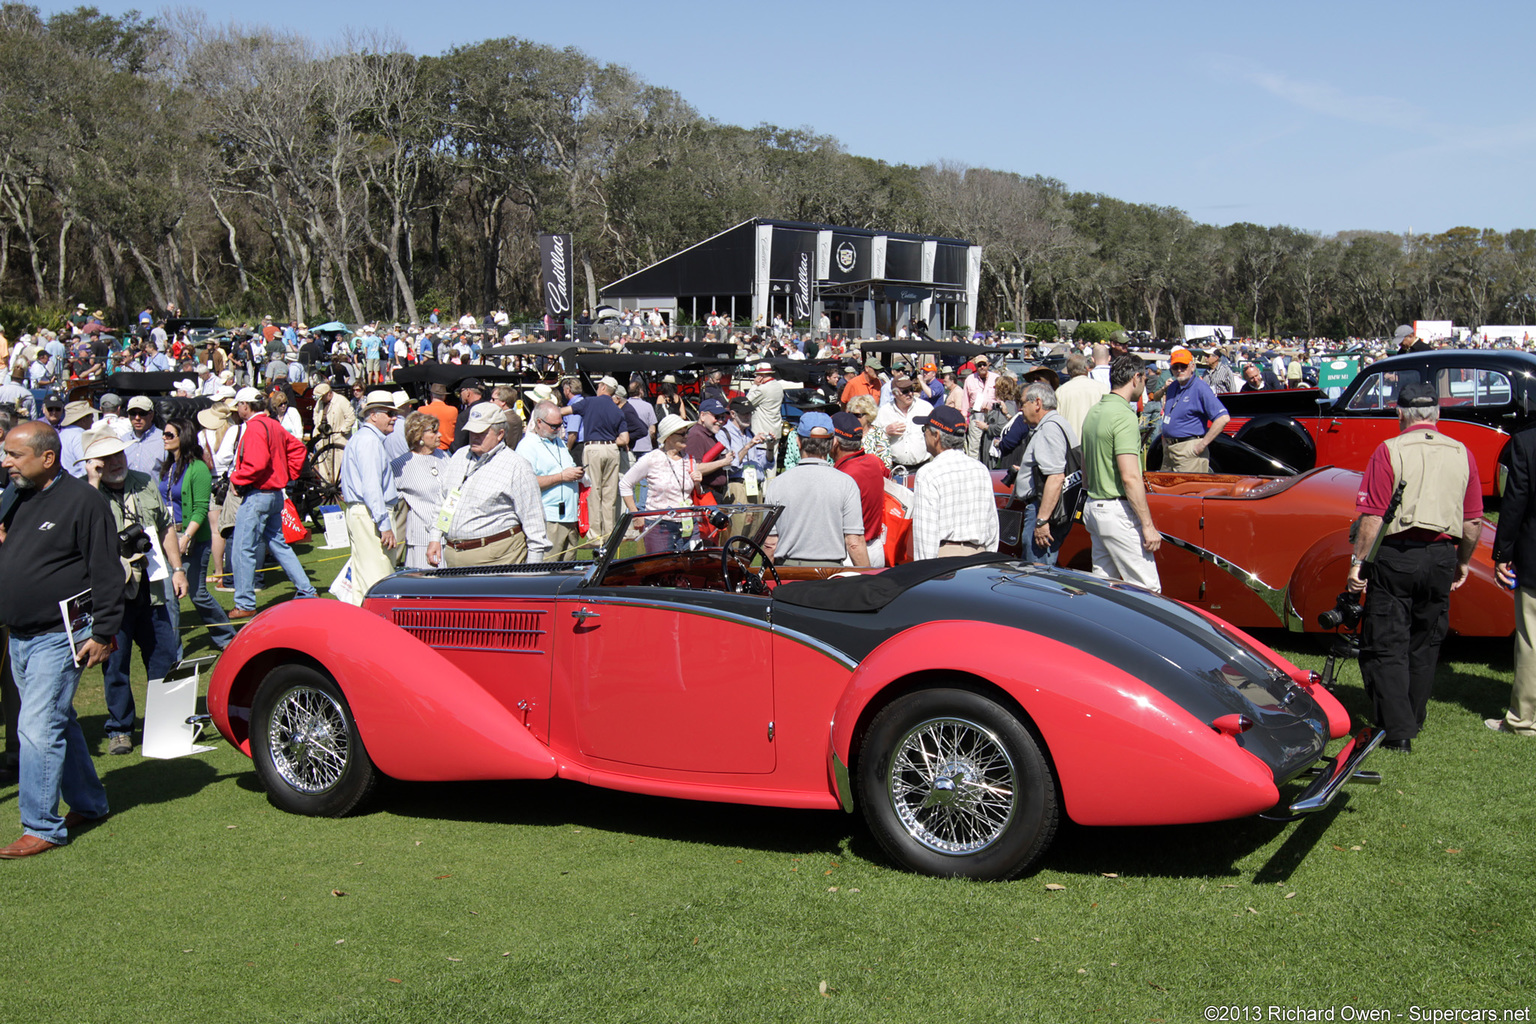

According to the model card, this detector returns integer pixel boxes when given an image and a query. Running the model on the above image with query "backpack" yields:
[1030,417,1086,532]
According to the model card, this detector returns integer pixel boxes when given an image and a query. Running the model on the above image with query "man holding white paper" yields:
[0,422,123,858]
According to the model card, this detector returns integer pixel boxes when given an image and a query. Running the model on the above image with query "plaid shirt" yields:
[429,442,551,562]
[911,449,999,561]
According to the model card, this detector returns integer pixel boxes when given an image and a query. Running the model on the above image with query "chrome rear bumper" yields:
[1260,726,1383,821]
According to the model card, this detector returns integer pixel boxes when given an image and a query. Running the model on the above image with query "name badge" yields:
[679,517,694,538]
[435,487,462,533]
[743,465,760,497]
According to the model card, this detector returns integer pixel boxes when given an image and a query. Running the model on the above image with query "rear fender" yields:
[830,621,1280,826]
[207,601,556,782]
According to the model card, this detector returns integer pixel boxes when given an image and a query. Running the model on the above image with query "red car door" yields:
[551,591,776,774]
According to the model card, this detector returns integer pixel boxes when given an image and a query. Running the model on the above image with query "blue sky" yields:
[56,0,1536,235]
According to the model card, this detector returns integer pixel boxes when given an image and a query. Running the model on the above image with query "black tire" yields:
[858,688,1058,880]
[250,665,377,817]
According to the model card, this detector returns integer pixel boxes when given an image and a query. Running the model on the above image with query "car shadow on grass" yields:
[377,777,855,861]
[320,773,1355,883]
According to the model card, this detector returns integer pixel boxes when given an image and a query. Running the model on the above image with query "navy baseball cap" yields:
[699,398,728,416]
[1397,383,1437,408]
[797,411,835,438]
[831,411,864,442]
[915,405,966,435]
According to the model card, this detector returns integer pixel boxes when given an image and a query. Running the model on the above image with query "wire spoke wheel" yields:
[859,688,1058,879]
[888,717,1017,854]
[267,686,351,794]
[250,666,377,817]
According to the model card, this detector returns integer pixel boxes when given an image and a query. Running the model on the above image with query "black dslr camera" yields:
[118,522,152,559]
[1317,590,1364,630]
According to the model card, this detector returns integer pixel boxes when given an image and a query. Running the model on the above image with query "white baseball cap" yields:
[234,386,263,405]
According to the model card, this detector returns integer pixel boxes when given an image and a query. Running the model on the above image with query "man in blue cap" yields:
[762,412,869,568]
[686,398,739,506]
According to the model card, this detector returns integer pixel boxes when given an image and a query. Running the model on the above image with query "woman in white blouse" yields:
[391,411,449,569]
[197,405,240,590]
[620,414,701,554]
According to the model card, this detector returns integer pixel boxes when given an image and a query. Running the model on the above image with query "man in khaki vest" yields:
[1346,382,1483,752]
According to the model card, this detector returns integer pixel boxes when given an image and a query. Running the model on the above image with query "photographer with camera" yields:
[0,422,123,856]
[82,429,187,756]
[1346,382,1482,753]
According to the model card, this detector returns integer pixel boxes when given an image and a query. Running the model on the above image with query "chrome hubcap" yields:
[888,717,1017,854]
[267,686,349,793]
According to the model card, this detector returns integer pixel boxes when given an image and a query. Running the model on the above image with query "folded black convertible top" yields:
[771,552,1007,612]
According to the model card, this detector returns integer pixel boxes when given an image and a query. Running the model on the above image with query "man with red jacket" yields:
[228,386,316,619]
[831,411,891,567]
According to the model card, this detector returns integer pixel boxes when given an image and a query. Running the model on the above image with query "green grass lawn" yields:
[2,541,1533,1024]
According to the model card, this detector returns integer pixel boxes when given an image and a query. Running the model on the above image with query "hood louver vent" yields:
[393,607,547,653]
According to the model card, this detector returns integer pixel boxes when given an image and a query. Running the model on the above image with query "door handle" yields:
[571,607,601,624]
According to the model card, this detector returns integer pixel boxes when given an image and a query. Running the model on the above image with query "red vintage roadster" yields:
[208,505,1380,881]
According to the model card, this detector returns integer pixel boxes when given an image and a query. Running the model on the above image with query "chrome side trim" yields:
[829,723,855,813]
[1160,532,1288,624]
[572,594,860,670]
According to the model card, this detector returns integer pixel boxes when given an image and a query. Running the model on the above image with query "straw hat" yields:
[656,414,693,445]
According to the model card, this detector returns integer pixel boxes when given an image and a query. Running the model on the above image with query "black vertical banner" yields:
[793,251,812,321]
[539,233,575,320]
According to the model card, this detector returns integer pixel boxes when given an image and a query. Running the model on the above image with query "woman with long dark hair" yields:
[161,417,236,651]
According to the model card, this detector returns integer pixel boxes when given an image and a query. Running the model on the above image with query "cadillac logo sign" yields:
[835,241,857,274]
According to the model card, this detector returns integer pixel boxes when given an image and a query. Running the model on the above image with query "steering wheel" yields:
[721,534,781,595]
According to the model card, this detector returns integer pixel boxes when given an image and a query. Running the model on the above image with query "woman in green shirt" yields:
[162,418,236,650]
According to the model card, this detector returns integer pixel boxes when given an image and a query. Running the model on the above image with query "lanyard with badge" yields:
[435,450,493,535]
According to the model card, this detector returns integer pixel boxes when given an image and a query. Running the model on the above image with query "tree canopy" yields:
[0,5,1527,338]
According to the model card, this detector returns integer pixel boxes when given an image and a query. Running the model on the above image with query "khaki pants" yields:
[1504,586,1536,735]
[547,520,580,561]
[445,530,527,568]
[1162,436,1210,473]
[1084,498,1161,592]
[344,502,407,604]
[584,443,620,544]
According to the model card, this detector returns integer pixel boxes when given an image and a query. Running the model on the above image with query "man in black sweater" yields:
[0,422,123,857]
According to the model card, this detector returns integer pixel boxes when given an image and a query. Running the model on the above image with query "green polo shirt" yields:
[1082,393,1141,500]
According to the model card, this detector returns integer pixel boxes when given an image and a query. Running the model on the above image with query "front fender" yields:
[830,621,1279,827]
[208,601,557,782]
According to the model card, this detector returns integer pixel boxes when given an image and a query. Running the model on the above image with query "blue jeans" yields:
[233,488,317,611]
[1021,500,1067,566]
[102,592,181,736]
[185,539,235,650]
[10,627,109,844]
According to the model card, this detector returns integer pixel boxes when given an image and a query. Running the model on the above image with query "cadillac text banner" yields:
[539,232,575,322]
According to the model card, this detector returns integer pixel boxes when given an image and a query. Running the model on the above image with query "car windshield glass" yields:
[1346,369,1422,411]
[590,505,781,581]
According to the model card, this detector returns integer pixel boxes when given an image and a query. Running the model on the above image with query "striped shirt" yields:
[911,449,999,561]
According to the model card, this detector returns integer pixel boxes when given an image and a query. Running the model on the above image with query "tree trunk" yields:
[55,217,71,302]
[211,192,251,294]
[583,256,598,315]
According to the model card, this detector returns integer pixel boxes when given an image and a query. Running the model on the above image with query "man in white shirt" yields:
[1055,353,1109,439]
[874,375,934,472]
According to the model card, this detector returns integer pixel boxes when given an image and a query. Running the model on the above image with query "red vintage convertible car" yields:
[995,467,1513,637]
[208,505,1380,881]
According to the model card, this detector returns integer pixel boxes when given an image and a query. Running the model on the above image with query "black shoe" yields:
[1381,739,1412,753]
